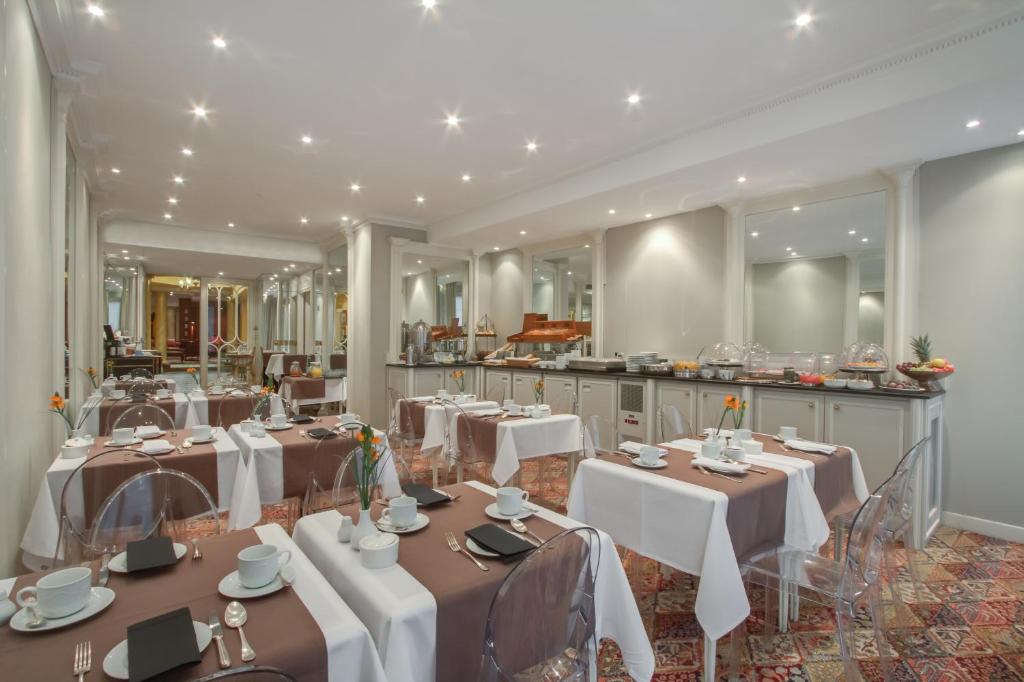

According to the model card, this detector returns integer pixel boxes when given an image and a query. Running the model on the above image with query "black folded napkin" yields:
[307,427,336,439]
[465,523,534,558]
[127,607,201,682]
[126,536,178,572]
[402,483,453,507]
[290,414,315,424]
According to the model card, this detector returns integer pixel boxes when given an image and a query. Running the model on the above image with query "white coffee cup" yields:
[507,404,522,416]
[639,445,662,466]
[741,439,763,457]
[701,439,723,460]
[496,487,529,516]
[192,424,212,441]
[111,427,135,445]
[211,385,224,394]
[250,423,266,437]
[270,413,288,428]
[339,413,361,426]
[725,445,747,462]
[239,419,254,434]
[16,566,92,619]
[110,389,126,400]
[380,495,418,529]
[237,544,292,589]
[502,399,515,410]
[732,428,752,443]
[779,426,798,441]
[437,389,449,399]
[155,388,171,399]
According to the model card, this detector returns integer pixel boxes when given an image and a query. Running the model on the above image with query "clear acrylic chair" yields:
[534,391,580,502]
[485,382,507,404]
[127,379,162,398]
[303,427,364,515]
[51,449,163,568]
[478,526,601,682]
[89,469,222,554]
[217,388,259,429]
[443,401,483,485]
[582,415,619,458]
[388,389,430,484]
[191,665,297,681]
[656,404,692,442]
[130,368,154,379]
[109,402,177,438]
[736,463,902,682]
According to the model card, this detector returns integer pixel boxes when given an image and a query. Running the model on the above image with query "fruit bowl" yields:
[896,364,954,391]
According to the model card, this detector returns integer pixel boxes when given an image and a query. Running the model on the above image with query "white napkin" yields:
[691,456,750,474]
[619,441,667,456]
[136,424,162,438]
[411,396,436,402]
[140,439,172,454]
[470,408,503,417]
[784,439,837,455]
[230,389,248,397]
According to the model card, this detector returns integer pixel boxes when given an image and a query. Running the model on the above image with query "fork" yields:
[73,641,91,681]
[445,531,489,571]
[191,539,202,560]
[697,464,743,483]
[298,430,307,439]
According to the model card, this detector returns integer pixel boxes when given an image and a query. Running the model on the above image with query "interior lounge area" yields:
[2,2,1023,681]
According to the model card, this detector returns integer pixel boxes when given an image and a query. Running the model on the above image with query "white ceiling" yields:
[44,0,1024,250]
[102,243,316,280]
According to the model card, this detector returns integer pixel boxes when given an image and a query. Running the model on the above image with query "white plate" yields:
[263,423,292,431]
[137,430,166,440]
[187,436,216,444]
[207,390,226,396]
[484,503,535,521]
[105,437,143,447]
[9,587,115,632]
[375,512,430,534]
[465,537,499,558]
[103,620,212,680]
[630,457,668,469]
[218,565,295,599]
[140,445,175,455]
[109,542,187,573]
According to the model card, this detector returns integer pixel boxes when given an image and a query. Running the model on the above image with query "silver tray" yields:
[567,358,627,372]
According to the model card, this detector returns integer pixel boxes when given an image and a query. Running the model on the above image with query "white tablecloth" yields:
[491,414,582,484]
[2,524,388,682]
[280,377,347,407]
[291,480,655,682]
[265,354,287,381]
[418,401,500,454]
[82,393,189,436]
[18,427,247,570]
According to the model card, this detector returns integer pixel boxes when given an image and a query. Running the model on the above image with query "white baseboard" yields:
[940,511,1024,543]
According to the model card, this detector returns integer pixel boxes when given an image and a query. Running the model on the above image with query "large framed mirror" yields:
[524,245,594,356]
[743,190,887,355]
[397,251,470,361]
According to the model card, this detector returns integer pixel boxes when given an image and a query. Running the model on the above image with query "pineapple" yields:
[910,335,932,365]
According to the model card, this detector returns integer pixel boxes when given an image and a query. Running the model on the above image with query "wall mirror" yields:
[399,252,469,355]
[104,262,138,340]
[531,246,593,322]
[744,190,887,355]
[326,244,348,360]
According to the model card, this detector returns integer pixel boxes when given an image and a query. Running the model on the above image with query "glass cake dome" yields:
[706,341,744,366]
[840,342,889,373]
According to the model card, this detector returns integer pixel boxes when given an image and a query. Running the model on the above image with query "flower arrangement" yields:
[533,378,545,405]
[185,366,199,391]
[251,387,274,420]
[715,394,748,437]
[354,423,391,510]
[80,367,99,390]
[48,392,95,436]
[451,369,465,394]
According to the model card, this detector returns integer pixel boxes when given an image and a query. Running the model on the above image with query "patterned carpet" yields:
[251,452,1024,681]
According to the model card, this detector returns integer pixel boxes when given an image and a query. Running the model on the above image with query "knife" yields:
[98,553,111,587]
[209,613,231,668]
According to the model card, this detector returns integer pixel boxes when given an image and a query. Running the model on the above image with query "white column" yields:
[50,78,74,408]
[388,237,409,362]
[520,247,534,315]
[723,204,745,345]
[884,165,919,364]
[199,279,209,386]
[843,254,862,347]
[590,229,607,357]
[469,251,482,356]
[320,246,329,360]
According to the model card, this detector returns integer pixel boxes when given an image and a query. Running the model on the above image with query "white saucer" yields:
[138,430,166,440]
[631,457,668,469]
[218,565,295,599]
[466,537,499,558]
[108,542,187,573]
[263,423,292,431]
[103,620,211,680]
[105,437,143,447]
[207,390,226,396]
[375,512,430,534]
[484,503,535,521]
[10,587,115,632]
[187,436,216,445]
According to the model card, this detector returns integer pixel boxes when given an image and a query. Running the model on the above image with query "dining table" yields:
[291,480,655,682]
[184,390,257,428]
[81,393,190,437]
[567,431,869,682]
[279,376,346,410]
[0,525,388,681]
[19,427,254,571]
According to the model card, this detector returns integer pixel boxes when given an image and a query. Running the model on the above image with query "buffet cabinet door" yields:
[412,368,444,398]
[753,389,825,441]
[543,375,578,415]
[578,377,617,431]
[484,369,512,403]
[697,384,737,433]
[655,382,697,439]
[512,370,544,406]
[825,395,910,493]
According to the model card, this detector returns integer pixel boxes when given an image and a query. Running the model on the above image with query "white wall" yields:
[603,207,726,358]
[750,256,847,354]
[858,291,884,345]
[486,250,526,343]
[919,142,1024,530]
[0,0,57,574]
[403,271,434,324]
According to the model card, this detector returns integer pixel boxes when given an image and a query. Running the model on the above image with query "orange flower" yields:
[186,367,197,374]
[49,392,65,411]
[356,431,366,443]
[371,435,381,445]
[86,367,96,377]
[260,386,270,395]
[723,394,739,410]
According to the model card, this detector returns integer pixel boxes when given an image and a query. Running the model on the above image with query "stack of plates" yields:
[625,352,659,372]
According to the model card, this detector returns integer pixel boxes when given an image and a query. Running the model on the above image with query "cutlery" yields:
[24,604,45,629]
[183,439,193,450]
[191,539,202,560]
[445,531,489,571]
[722,458,768,475]
[224,602,255,662]
[510,518,544,545]
[277,567,294,588]
[298,430,307,439]
[209,614,231,668]
[697,464,743,483]
[73,641,91,681]
[98,553,111,587]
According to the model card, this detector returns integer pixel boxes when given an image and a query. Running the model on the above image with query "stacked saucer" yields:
[625,352,658,372]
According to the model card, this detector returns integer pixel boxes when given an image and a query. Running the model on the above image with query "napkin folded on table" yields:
[127,607,201,682]
[229,389,248,397]
[136,424,162,438]
[290,414,315,424]
[465,523,534,558]
[402,483,453,507]
[469,408,503,417]
[140,439,172,455]
[618,441,667,457]
[691,455,749,474]
[306,427,336,440]
[784,439,837,455]
[126,536,178,572]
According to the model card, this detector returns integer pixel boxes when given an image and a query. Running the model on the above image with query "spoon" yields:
[224,601,255,662]
[509,518,544,545]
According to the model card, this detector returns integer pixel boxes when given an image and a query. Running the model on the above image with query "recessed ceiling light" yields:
[525,141,538,152]
[191,106,207,119]
[341,215,350,222]
[228,222,235,228]
[965,119,980,129]
[181,147,193,156]
[785,246,792,251]
[861,237,869,243]
[795,12,812,27]
[445,114,461,128]
[461,174,472,182]
[492,246,500,251]
[217,271,224,276]
[123,255,130,260]
[792,206,800,212]
[212,36,227,49]
[626,93,641,105]
[750,232,759,237]
[790,252,799,257]
[1018,129,1024,136]
[86,4,105,17]
[290,263,296,267]
[645,213,653,219]
[111,167,121,174]
[335,267,341,272]
[121,249,128,254]
[422,0,436,8]
[567,271,572,276]
[848,229,857,235]
[167,197,178,204]
[584,244,590,248]
[163,213,172,220]
[608,209,616,215]
[519,230,527,235]
[173,175,184,184]
[300,217,309,224]
[350,183,361,192]
[416,195,425,204]
[417,259,423,264]
[301,134,312,145]
[737,176,747,183]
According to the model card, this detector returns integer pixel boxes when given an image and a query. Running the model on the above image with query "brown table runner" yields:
[269,424,358,499]
[281,376,326,400]
[206,393,253,428]
[0,529,327,681]
[340,483,571,681]
[98,397,179,436]
[113,379,170,391]
[82,429,222,521]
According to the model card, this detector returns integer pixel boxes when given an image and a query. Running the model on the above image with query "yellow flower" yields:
[49,392,65,411]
